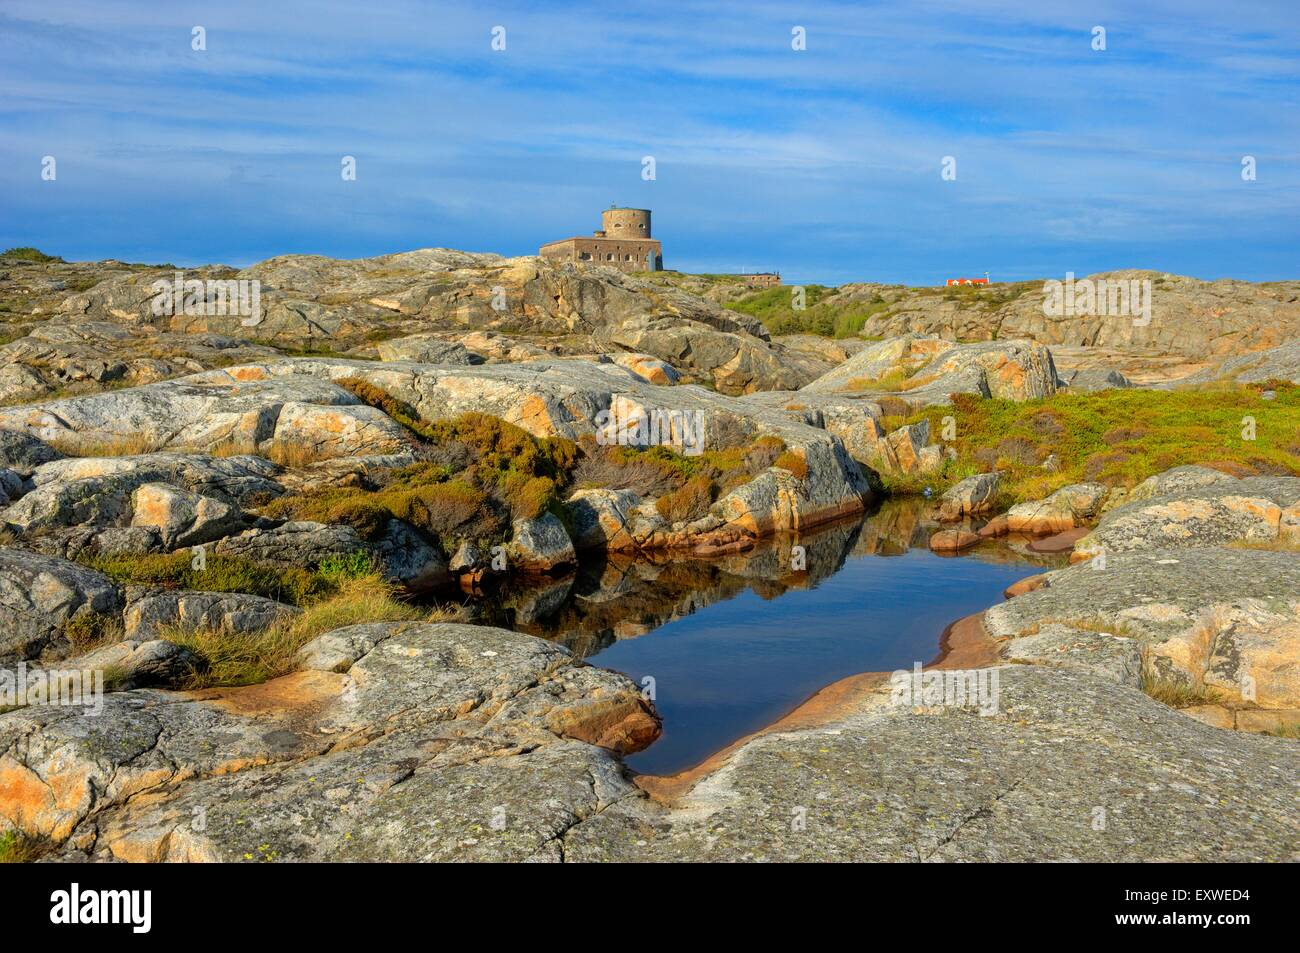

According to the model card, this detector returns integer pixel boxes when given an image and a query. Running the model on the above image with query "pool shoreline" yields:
[633,607,1002,804]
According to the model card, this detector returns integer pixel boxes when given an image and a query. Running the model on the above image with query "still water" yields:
[458,499,1063,776]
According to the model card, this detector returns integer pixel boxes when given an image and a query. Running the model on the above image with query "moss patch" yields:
[883,383,1300,502]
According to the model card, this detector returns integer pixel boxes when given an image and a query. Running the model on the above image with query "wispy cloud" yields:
[1,0,1296,283]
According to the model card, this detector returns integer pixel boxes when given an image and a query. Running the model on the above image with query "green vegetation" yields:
[773,449,808,480]
[80,552,341,606]
[844,363,931,393]
[269,380,580,544]
[573,434,787,525]
[64,611,124,652]
[0,247,62,263]
[0,830,45,864]
[654,474,716,523]
[880,383,1300,502]
[725,285,894,338]
[163,573,458,688]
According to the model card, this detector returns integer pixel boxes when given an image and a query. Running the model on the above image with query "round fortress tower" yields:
[601,207,651,239]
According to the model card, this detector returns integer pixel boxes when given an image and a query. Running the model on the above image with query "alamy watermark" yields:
[889,662,999,716]
[1042,272,1151,326]
[594,402,706,456]
[151,271,262,326]
[1,663,104,715]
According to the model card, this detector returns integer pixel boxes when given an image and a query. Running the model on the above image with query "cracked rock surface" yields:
[0,622,658,861]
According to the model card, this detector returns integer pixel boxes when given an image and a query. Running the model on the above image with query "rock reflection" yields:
[448,498,1066,657]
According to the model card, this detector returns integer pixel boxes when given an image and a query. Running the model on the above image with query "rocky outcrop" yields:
[129,483,248,548]
[0,622,659,861]
[0,429,61,476]
[1075,473,1300,557]
[190,357,874,551]
[375,336,480,365]
[2,454,277,541]
[609,352,681,385]
[0,549,124,661]
[599,317,823,394]
[928,529,979,553]
[214,519,447,589]
[989,546,1300,720]
[860,421,944,477]
[1178,339,1300,386]
[806,272,1300,364]
[567,489,642,551]
[802,335,1059,408]
[1059,367,1132,392]
[567,665,1296,862]
[0,377,415,460]
[64,638,200,690]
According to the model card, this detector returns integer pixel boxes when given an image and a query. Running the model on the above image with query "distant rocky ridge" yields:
[2,253,1297,410]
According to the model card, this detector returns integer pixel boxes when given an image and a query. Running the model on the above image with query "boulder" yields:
[67,638,201,690]
[129,482,248,548]
[0,468,25,505]
[599,317,823,394]
[507,513,576,573]
[1003,483,1108,535]
[369,518,448,589]
[215,520,366,567]
[375,335,480,364]
[928,529,980,553]
[124,589,298,640]
[1059,368,1131,392]
[610,352,681,385]
[937,472,1001,521]
[0,549,124,661]
[802,335,1059,408]
[860,420,943,477]
[567,488,642,551]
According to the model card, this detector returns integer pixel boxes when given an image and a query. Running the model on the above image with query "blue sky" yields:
[2,1,1297,285]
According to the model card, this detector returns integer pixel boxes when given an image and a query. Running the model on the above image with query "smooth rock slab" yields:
[565,666,1298,862]
[1,622,659,861]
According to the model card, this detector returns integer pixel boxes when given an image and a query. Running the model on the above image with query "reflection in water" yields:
[444,498,1066,776]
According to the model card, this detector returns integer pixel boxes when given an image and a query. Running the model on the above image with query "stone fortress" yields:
[540,206,663,273]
